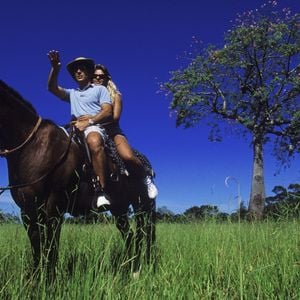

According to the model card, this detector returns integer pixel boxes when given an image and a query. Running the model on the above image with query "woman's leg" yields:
[114,134,145,177]
[114,134,158,199]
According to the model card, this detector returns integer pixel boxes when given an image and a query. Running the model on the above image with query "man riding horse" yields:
[47,51,112,209]
[47,50,158,210]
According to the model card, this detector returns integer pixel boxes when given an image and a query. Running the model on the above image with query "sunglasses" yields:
[93,74,106,80]
[73,64,88,72]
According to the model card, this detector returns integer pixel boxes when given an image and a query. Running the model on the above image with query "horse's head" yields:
[0,81,16,142]
[0,80,37,121]
[0,81,14,118]
[0,80,39,148]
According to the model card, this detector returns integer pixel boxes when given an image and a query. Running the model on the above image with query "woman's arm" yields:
[112,93,122,122]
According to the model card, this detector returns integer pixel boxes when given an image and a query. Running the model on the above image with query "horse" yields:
[0,80,156,279]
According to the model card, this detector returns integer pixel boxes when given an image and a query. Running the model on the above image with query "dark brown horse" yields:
[0,80,156,278]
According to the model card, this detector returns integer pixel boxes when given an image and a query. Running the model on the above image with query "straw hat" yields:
[66,57,95,75]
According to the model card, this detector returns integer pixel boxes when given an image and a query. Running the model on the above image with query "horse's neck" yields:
[3,109,39,148]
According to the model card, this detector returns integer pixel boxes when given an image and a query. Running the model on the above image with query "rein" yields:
[0,124,75,194]
[0,116,42,157]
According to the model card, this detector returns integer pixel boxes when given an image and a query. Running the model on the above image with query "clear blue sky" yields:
[0,0,299,215]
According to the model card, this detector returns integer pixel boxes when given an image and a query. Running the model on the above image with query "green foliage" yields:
[184,204,220,220]
[157,205,228,223]
[0,210,20,224]
[230,201,249,221]
[162,2,300,157]
[156,182,299,223]
[162,1,300,218]
[64,212,113,224]
[264,183,300,219]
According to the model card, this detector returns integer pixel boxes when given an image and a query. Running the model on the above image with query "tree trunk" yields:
[248,134,265,219]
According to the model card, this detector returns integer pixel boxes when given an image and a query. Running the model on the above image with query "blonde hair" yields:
[107,79,121,104]
[94,64,121,104]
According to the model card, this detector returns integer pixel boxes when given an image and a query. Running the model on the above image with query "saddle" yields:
[68,126,155,194]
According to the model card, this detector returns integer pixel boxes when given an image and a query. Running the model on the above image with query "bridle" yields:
[0,116,42,157]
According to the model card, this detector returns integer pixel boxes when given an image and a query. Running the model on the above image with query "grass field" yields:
[0,220,299,299]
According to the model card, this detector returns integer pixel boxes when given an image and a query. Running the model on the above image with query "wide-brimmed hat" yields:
[66,57,95,75]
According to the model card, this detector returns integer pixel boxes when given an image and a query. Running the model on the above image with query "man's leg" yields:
[86,132,110,207]
[86,132,106,188]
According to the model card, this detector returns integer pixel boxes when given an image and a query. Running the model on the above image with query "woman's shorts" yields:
[104,123,125,139]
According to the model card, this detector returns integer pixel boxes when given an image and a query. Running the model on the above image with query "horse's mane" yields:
[0,80,37,114]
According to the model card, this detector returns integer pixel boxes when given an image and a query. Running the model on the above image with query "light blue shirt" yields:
[64,84,112,117]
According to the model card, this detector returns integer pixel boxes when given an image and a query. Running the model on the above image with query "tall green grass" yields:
[0,220,299,299]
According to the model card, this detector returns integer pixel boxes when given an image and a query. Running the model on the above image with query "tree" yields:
[162,2,300,219]
[0,209,20,224]
[0,210,5,223]
[184,205,219,220]
[264,183,300,218]
[230,201,248,221]
[156,206,175,222]
[184,206,203,219]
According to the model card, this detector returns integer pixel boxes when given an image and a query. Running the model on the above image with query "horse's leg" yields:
[21,210,41,272]
[115,214,134,259]
[21,203,47,275]
[132,208,146,277]
[44,192,64,280]
[144,198,156,266]
[131,196,157,277]
[45,214,63,280]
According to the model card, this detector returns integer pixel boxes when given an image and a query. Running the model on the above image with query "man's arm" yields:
[92,103,113,124]
[75,103,113,131]
[47,50,68,100]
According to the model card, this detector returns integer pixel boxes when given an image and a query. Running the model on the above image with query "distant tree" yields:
[157,206,174,216]
[200,205,220,218]
[162,2,300,219]
[156,206,175,222]
[217,212,230,221]
[230,201,248,221]
[264,183,300,218]
[265,185,288,205]
[184,205,219,220]
[289,183,300,194]
[184,206,203,219]
[275,110,300,163]
[0,210,5,223]
[64,212,112,224]
[0,210,20,224]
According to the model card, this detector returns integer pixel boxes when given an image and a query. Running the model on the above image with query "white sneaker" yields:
[96,194,111,208]
[144,176,158,199]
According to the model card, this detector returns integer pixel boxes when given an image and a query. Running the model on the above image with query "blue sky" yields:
[0,0,299,215]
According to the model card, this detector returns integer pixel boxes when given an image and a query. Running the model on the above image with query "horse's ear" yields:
[0,80,9,92]
[0,81,9,97]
